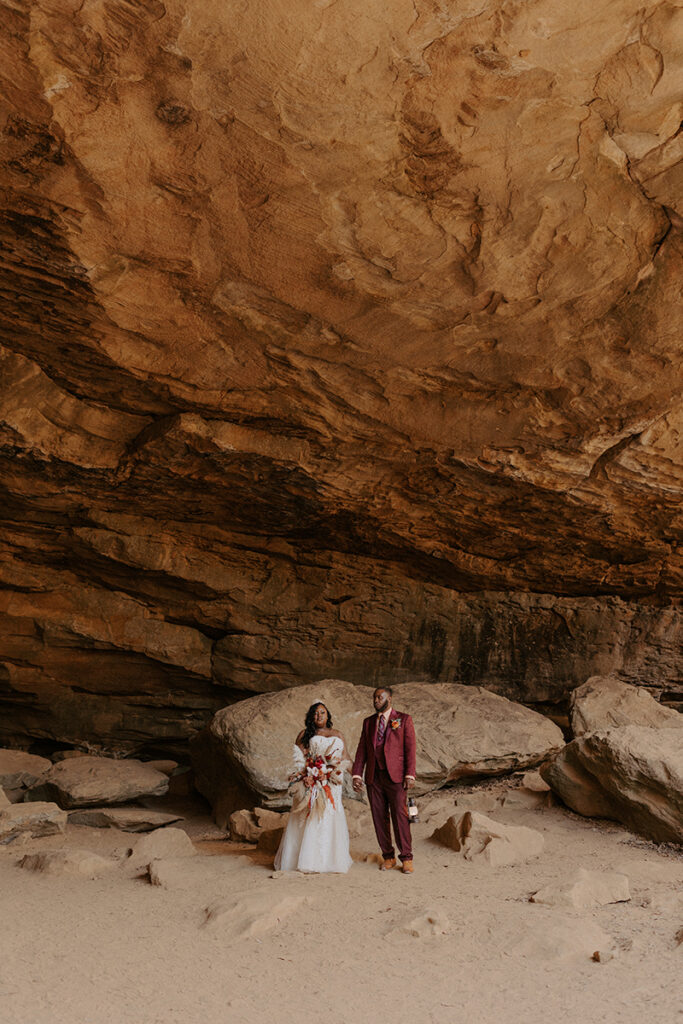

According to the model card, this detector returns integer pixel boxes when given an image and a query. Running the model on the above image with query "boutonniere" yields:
[390,718,401,730]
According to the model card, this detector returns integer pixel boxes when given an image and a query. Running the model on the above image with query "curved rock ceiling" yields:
[0,0,681,752]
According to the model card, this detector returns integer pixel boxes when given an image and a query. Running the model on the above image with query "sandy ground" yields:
[1,780,681,1024]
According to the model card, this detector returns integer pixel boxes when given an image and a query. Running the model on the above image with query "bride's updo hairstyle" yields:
[301,702,333,748]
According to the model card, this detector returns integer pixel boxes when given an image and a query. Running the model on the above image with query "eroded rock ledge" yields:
[0,0,681,751]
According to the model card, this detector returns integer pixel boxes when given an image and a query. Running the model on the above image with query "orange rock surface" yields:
[0,0,680,750]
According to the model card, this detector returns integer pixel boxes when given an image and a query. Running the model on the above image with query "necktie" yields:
[376,713,386,744]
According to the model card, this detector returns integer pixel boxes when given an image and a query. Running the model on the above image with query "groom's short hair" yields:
[375,685,393,696]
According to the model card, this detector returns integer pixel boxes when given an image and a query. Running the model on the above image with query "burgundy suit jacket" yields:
[352,710,416,785]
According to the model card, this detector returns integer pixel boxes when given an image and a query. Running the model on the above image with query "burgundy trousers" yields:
[367,766,412,862]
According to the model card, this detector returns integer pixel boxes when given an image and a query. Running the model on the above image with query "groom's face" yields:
[373,688,391,713]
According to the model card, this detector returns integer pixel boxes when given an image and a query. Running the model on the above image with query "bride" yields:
[274,701,353,873]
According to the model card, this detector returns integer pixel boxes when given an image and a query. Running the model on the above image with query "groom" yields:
[352,687,417,873]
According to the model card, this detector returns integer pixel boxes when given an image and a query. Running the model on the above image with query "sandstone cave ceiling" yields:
[0,0,681,752]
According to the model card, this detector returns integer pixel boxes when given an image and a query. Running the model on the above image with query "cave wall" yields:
[0,0,681,753]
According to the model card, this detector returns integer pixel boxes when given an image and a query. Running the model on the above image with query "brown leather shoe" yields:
[401,859,414,873]
[379,857,397,871]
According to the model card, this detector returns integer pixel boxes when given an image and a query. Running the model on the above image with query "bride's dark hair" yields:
[301,702,332,748]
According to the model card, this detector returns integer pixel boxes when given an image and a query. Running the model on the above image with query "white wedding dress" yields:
[274,735,353,874]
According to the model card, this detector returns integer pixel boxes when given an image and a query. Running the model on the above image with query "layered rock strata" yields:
[0,0,681,751]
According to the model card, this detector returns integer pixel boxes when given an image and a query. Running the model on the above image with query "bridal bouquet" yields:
[289,743,344,821]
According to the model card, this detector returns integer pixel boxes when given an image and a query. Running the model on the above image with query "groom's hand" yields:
[352,776,363,793]
[403,776,415,790]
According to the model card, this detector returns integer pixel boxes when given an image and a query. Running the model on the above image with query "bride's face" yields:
[313,704,329,728]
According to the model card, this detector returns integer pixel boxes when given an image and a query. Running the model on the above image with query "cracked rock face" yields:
[0,0,681,752]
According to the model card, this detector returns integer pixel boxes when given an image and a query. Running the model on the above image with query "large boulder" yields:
[192,680,372,821]
[25,756,169,809]
[570,675,683,736]
[0,802,67,841]
[395,683,564,789]
[541,726,683,845]
[0,749,51,792]
[193,679,564,814]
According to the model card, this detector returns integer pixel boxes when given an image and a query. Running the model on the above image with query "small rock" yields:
[531,869,630,909]
[26,756,170,809]
[0,801,67,841]
[7,831,33,848]
[521,770,551,793]
[432,811,544,866]
[19,849,116,879]
[646,891,683,915]
[125,827,196,871]
[592,948,615,963]
[254,807,287,830]
[228,809,261,843]
[0,749,52,791]
[500,786,554,809]
[453,792,502,813]
[2,788,25,805]
[510,913,616,962]
[396,910,451,938]
[0,788,10,809]
[229,807,288,843]
[202,893,308,937]
[52,750,88,762]
[68,807,183,832]
[350,850,383,864]
[145,760,178,776]
[147,857,195,889]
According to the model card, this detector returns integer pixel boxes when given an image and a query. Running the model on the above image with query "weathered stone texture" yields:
[0,0,680,750]
[25,756,169,808]
[570,675,683,735]
[542,725,683,844]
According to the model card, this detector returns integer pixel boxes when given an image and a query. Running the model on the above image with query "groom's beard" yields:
[376,701,390,713]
